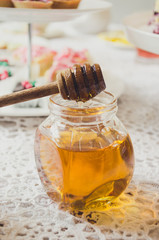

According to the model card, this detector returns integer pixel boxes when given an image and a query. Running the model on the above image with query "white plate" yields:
[99,37,134,50]
[0,0,112,23]
[98,26,134,50]
[123,11,159,55]
[0,71,124,117]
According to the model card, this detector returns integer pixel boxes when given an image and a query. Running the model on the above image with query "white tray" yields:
[0,0,112,23]
[123,11,159,55]
[0,34,125,117]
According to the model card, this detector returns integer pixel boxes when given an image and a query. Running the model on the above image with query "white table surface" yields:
[0,33,159,240]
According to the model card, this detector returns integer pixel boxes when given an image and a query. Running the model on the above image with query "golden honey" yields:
[34,92,135,211]
[35,127,134,211]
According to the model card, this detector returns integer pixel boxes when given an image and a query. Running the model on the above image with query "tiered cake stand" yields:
[0,0,111,80]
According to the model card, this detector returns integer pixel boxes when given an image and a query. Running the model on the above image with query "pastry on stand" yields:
[0,0,13,7]
[12,0,53,9]
[12,46,57,79]
[52,0,81,9]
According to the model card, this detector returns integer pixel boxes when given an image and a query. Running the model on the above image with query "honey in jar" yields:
[35,91,134,211]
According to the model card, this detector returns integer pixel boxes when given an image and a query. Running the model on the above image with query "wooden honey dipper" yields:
[0,63,106,108]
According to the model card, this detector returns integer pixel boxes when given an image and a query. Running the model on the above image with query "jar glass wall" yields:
[34,91,135,211]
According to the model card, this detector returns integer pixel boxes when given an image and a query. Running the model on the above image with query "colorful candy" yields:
[21,80,36,89]
[0,70,12,81]
[0,59,9,66]
[0,59,12,81]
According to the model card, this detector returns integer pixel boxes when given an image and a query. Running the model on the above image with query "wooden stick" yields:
[0,82,59,108]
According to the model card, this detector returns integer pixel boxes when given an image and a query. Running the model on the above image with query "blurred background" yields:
[107,0,154,22]
[0,0,158,115]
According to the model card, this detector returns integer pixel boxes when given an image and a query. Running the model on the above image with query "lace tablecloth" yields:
[0,38,159,240]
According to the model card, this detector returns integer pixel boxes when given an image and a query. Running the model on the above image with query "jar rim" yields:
[49,91,117,116]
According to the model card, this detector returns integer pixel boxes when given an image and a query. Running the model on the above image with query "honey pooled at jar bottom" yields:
[37,129,134,210]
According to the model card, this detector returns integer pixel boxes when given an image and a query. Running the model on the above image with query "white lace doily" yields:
[0,39,159,240]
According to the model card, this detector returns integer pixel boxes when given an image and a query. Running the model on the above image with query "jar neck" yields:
[49,91,118,125]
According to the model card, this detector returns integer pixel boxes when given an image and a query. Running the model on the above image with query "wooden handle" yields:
[0,82,59,108]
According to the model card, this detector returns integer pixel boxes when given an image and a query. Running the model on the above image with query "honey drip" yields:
[35,128,134,211]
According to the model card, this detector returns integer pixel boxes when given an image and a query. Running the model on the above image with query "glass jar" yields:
[34,91,135,211]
